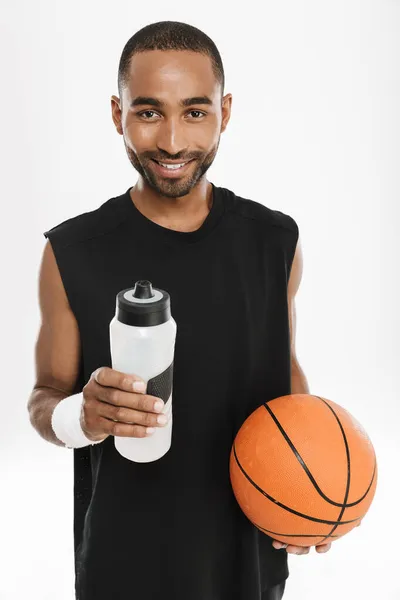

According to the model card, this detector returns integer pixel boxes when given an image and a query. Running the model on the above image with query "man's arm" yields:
[288,235,310,394]
[273,236,337,554]
[27,239,82,446]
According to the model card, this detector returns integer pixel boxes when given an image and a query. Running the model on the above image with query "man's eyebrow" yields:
[130,95,213,108]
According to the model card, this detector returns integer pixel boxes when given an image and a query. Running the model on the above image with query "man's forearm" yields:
[291,361,310,394]
[27,387,69,447]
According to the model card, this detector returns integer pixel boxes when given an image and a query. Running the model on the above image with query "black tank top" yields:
[43,182,298,600]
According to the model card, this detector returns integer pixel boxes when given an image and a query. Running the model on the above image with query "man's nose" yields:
[156,118,188,157]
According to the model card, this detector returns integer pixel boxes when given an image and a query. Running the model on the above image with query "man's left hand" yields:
[272,540,331,554]
[272,518,362,554]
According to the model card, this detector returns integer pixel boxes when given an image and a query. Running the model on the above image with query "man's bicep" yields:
[33,239,82,394]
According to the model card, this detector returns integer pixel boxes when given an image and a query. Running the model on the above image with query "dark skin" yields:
[110,49,232,231]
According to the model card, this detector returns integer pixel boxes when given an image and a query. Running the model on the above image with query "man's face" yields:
[111,50,232,198]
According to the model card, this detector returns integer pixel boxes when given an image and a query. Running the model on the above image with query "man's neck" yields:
[129,179,213,233]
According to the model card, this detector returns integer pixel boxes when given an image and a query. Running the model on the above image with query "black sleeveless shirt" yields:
[43,182,298,600]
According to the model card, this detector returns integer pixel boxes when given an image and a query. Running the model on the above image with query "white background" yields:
[1,1,399,598]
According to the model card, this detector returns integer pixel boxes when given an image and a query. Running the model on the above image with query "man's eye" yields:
[189,110,205,118]
[138,110,206,119]
[139,110,158,119]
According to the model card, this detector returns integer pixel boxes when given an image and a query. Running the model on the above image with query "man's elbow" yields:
[291,358,310,394]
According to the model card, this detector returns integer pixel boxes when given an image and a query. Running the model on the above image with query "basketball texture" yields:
[229,394,378,547]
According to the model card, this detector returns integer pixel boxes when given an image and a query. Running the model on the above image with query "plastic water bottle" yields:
[109,280,177,463]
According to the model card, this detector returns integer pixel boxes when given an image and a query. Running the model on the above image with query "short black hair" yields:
[117,21,225,102]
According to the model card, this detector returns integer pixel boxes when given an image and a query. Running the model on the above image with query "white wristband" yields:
[51,392,104,449]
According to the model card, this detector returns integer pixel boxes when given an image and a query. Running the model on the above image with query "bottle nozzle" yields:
[132,280,155,299]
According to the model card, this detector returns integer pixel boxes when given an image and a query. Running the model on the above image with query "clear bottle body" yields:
[109,316,177,462]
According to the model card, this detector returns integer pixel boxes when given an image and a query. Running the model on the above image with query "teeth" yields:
[158,161,187,170]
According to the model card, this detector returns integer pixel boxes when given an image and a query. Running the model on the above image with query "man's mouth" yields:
[151,158,195,177]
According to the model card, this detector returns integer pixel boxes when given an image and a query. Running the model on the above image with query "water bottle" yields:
[109,279,177,463]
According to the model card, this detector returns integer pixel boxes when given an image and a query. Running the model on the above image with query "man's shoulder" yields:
[221,185,298,235]
[42,193,123,250]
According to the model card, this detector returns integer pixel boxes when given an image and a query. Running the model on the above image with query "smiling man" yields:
[113,43,228,233]
[29,20,322,600]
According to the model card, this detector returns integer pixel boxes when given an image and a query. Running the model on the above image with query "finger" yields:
[315,543,332,553]
[98,402,169,429]
[91,366,147,394]
[272,541,288,550]
[97,416,155,438]
[91,378,164,413]
[287,546,310,555]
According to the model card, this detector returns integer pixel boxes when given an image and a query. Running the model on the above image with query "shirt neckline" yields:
[119,182,225,245]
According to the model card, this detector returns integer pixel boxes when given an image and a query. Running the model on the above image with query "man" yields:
[28,20,331,600]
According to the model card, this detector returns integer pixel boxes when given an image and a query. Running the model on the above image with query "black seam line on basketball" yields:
[312,395,351,542]
[232,443,360,526]
[264,396,352,545]
[253,522,339,538]
[276,394,372,545]
[262,399,376,508]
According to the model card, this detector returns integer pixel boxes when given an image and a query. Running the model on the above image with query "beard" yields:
[123,137,220,198]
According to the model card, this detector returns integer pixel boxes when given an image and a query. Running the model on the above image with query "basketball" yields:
[229,393,378,547]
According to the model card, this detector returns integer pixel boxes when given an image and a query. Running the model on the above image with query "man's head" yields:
[111,21,232,198]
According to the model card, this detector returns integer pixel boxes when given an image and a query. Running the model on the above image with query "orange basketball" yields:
[229,393,378,547]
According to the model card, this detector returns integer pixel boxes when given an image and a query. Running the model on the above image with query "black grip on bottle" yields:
[146,361,174,404]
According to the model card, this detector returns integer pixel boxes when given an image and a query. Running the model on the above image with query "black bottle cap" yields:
[132,280,154,299]
[115,280,171,327]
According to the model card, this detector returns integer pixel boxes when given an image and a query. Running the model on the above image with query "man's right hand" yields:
[80,366,168,442]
